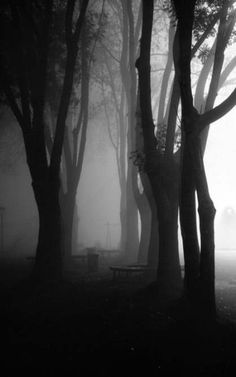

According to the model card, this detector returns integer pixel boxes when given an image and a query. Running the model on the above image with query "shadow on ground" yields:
[1,257,236,377]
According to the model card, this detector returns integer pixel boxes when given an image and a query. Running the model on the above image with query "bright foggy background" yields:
[1,104,236,259]
[0,11,236,280]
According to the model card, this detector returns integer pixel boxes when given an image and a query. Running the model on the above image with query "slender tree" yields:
[97,0,142,261]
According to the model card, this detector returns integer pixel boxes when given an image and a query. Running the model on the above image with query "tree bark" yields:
[136,0,183,298]
[32,178,62,281]
[122,0,139,262]
[157,23,175,125]
[61,191,76,259]
[137,193,151,264]
[173,0,217,315]
[192,135,216,314]
[180,136,200,290]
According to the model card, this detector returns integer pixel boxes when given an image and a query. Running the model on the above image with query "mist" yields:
[1,1,236,376]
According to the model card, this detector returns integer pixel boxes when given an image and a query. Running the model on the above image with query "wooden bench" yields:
[109,264,154,281]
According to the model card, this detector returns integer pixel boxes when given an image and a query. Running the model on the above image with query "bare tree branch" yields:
[199,88,236,131]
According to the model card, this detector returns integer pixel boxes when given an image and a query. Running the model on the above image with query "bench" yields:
[70,254,88,263]
[97,249,120,258]
[109,264,154,281]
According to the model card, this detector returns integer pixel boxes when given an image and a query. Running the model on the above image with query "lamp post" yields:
[0,206,5,253]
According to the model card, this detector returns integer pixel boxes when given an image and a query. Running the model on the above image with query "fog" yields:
[0,3,236,275]
[2,4,236,376]
[77,113,121,250]
[1,105,236,260]
[0,110,122,256]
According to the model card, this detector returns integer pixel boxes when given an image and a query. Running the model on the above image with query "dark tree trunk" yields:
[125,168,139,263]
[119,183,127,252]
[140,172,159,268]
[137,190,151,264]
[180,138,200,291]
[153,159,182,297]
[118,102,127,252]
[147,206,159,268]
[32,178,62,281]
[173,0,217,315]
[61,191,76,259]
[198,199,216,313]
[157,201,182,298]
[137,0,182,299]
[194,136,216,315]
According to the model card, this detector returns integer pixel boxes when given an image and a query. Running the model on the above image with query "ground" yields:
[1,256,236,376]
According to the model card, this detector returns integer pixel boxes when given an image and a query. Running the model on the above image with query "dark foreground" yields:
[1,258,236,377]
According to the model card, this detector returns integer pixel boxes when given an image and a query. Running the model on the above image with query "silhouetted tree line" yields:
[1,0,236,318]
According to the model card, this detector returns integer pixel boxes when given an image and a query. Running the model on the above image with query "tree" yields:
[97,7,128,252]
[120,0,140,263]
[97,0,142,261]
[173,0,236,315]
[46,3,106,259]
[0,0,89,281]
[136,0,184,298]
[136,0,236,305]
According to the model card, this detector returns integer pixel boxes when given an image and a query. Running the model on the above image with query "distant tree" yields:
[0,111,24,173]
[120,0,141,263]
[45,2,106,258]
[0,0,89,281]
[97,0,142,261]
[97,7,128,252]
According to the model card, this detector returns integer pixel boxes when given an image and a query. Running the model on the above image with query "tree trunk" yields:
[140,172,159,268]
[137,0,182,299]
[193,136,216,315]
[194,41,215,111]
[119,180,127,252]
[157,201,182,298]
[32,178,62,281]
[152,159,182,297]
[180,138,200,291]
[137,190,151,264]
[125,166,139,263]
[157,23,175,125]
[198,199,216,313]
[165,76,180,156]
[61,191,76,259]
[147,205,159,268]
